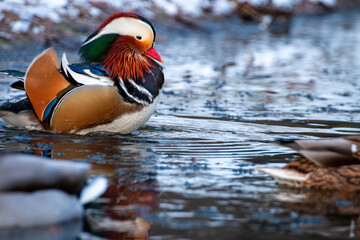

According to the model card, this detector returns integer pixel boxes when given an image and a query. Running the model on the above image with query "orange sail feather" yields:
[24,48,70,121]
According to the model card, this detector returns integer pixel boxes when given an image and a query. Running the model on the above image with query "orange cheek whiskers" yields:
[103,37,151,81]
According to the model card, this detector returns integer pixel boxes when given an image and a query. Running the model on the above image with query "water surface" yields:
[1,12,360,239]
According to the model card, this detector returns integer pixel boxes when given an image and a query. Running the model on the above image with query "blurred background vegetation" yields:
[1,0,360,47]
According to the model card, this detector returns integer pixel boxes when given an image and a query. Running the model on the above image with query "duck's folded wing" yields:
[60,54,113,86]
[50,85,142,133]
[280,137,360,167]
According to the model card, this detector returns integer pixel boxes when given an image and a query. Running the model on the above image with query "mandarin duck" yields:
[0,12,164,134]
[258,136,360,190]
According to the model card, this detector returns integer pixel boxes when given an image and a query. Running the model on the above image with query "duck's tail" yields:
[0,69,25,79]
[0,99,42,131]
[1,70,25,90]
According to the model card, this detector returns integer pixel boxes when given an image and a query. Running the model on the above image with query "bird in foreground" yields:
[258,135,360,190]
[0,12,164,134]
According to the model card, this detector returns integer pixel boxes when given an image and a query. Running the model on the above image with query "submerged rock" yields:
[0,153,107,230]
[0,190,82,228]
[0,153,89,193]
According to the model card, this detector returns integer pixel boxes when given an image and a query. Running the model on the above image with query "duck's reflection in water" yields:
[245,186,360,238]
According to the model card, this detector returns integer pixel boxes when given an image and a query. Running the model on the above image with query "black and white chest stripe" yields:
[60,53,164,106]
[116,78,154,105]
[115,60,164,106]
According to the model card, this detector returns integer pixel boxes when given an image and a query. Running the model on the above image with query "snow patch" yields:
[32,26,44,34]
[0,0,343,39]
[153,0,178,15]
[11,21,30,33]
[310,0,336,6]
[212,0,237,15]
[238,0,336,8]
[89,7,101,17]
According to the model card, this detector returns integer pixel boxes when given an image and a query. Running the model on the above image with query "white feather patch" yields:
[79,176,108,205]
[351,144,358,154]
[257,167,309,182]
[61,53,113,86]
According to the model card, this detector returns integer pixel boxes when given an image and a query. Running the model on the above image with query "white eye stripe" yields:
[82,17,154,46]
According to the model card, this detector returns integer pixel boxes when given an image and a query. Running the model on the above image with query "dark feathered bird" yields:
[258,136,360,190]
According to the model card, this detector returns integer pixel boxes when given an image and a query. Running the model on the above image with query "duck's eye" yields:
[136,36,142,40]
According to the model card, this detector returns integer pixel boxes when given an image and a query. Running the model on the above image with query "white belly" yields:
[76,97,159,135]
[0,97,160,135]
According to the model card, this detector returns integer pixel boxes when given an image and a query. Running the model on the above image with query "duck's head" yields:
[79,12,163,81]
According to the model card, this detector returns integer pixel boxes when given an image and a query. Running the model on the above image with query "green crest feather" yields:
[78,33,118,62]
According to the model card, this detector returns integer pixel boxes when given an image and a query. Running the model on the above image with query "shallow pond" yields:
[1,12,360,240]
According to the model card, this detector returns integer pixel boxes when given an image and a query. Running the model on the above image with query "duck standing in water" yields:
[0,12,164,134]
[258,136,360,190]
